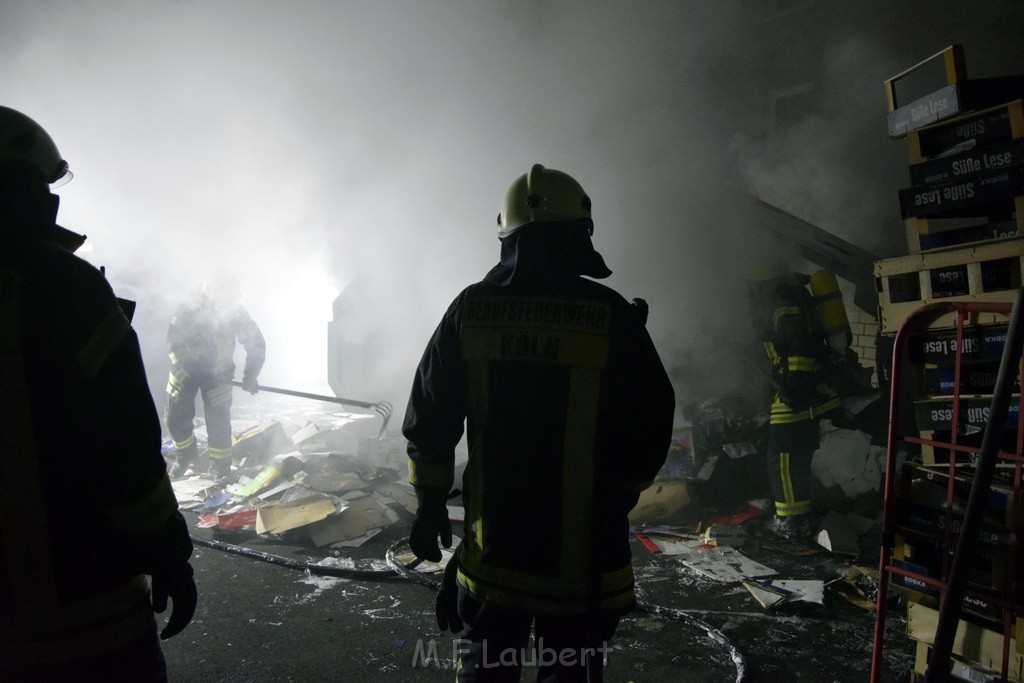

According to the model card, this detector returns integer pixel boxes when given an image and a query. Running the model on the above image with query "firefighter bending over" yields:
[0,106,196,679]
[750,267,842,541]
[404,164,675,681]
[165,271,265,480]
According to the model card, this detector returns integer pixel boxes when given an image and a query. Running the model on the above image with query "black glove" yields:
[435,541,464,633]
[409,490,452,563]
[241,374,259,394]
[152,562,198,640]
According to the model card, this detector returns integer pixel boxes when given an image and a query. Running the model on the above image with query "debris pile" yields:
[168,415,417,551]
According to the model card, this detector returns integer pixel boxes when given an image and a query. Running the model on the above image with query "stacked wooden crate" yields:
[875,44,1024,681]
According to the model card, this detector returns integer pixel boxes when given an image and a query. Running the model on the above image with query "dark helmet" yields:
[0,106,71,186]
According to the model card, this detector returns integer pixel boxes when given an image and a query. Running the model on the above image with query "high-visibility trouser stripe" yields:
[107,473,179,535]
[206,383,233,407]
[208,446,232,460]
[166,369,189,398]
[770,396,842,425]
[173,435,196,450]
[775,451,810,516]
[0,575,154,665]
[77,303,130,381]
[456,562,635,614]
[168,351,190,366]
[775,499,811,516]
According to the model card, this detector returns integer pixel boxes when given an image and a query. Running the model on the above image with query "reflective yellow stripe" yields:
[206,383,233,407]
[787,356,817,373]
[107,473,178,535]
[770,395,841,424]
[208,446,232,460]
[77,303,130,381]
[408,459,454,490]
[173,435,195,450]
[457,562,634,614]
[779,452,794,504]
[772,306,801,327]
[775,500,811,516]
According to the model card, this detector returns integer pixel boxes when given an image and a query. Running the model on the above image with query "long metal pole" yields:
[230,380,376,409]
[926,287,1024,681]
[229,381,393,436]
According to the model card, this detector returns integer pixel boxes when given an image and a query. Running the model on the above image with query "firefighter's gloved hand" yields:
[241,374,259,394]
[410,490,452,563]
[152,562,198,640]
[435,542,463,633]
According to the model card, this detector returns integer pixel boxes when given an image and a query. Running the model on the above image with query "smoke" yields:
[5,1,1020,423]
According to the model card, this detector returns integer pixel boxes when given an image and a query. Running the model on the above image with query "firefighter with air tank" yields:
[749,264,861,541]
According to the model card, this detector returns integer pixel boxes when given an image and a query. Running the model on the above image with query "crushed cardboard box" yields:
[306,492,399,547]
[629,481,690,523]
[256,495,336,535]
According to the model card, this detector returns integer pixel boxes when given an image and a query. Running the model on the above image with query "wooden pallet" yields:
[908,602,1024,681]
[875,238,1024,333]
[885,44,1024,140]
[908,98,1024,163]
[907,210,1024,254]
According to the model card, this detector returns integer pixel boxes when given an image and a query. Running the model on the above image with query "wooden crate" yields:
[899,168,1024,221]
[875,238,1024,334]
[902,101,1024,253]
[885,44,1024,140]
[907,211,1024,254]
[908,98,1024,163]
[908,602,1024,681]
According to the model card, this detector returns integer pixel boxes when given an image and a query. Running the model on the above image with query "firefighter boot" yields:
[211,455,233,483]
[767,514,813,541]
[169,442,198,479]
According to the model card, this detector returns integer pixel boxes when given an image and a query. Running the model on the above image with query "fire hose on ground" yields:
[189,533,747,681]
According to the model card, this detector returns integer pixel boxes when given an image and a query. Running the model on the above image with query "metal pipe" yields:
[229,380,393,435]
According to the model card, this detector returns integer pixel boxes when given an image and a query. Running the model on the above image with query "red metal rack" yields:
[871,299,1024,682]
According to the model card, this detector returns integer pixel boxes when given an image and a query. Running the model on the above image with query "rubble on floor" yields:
[168,413,414,552]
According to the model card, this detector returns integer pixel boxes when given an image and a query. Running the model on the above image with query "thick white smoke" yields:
[4,0,1022,425]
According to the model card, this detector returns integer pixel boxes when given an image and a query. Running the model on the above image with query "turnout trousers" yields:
[766,418,820,518]
[454,588,620,683]
[165,368,234,463]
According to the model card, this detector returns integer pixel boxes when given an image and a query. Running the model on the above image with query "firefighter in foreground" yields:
[404,164,675,681]
[0,106,196,679]
[165,270,265,480]
[749,267,843,541]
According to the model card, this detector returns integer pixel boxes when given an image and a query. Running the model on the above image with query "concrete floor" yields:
[160,395,917,681]
[160,513,917,682]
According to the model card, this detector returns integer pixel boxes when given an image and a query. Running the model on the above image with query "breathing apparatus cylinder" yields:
[809,270,851,353]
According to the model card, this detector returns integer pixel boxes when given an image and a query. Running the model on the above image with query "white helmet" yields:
[497,164,592,238]
[0,106,71,186]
